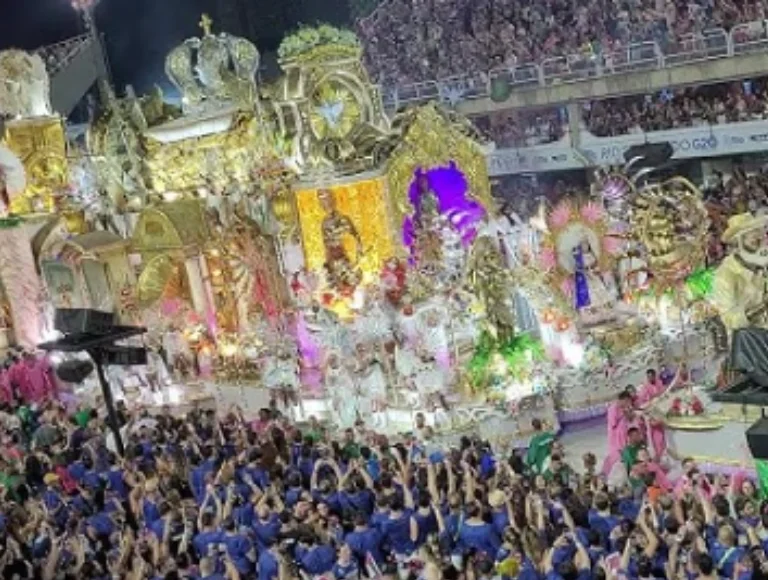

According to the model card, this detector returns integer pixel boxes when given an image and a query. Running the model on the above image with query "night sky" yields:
[0,0,351,93]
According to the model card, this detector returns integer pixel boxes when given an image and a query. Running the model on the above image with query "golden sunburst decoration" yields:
[309,82,360,140]
[630,176,710,291]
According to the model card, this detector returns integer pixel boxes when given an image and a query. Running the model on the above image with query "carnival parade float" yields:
[0,17,746,449]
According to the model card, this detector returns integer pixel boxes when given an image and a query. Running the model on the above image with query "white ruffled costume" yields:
[325,360,358,428]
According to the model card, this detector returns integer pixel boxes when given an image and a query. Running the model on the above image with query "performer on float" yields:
[603,390,644,476]
[466,235,515,342]
[380,257,407,307]
[412,346,451,414]
[354,342,388,428]
[318,189,363,295]
[324,351,358,428]
[412,174,444,266]
[262,343,301,420]
[572,236,615,316]
[394,333,420,395]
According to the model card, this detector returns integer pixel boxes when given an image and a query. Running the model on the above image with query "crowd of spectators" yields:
[0,365,765,580]
[583,76,768,137]
[492,174,587,216]
[473,109,568,148]
[469,74,768,148]
[357,0,768,86]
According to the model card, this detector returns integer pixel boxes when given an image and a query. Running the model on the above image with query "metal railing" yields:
[381,19,768,108]
[35,34,93,76]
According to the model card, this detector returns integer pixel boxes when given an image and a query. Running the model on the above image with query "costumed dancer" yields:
[394,335,420,404]
[263,344,301,421]
[355,343,388,429]
[352,294,395,383]
[324,351,358,428]
[381,257,407,307]
[602,390,644,478]
[412,348,452,427]
[633,365,688,463]
[572,237,614,316]
[416,306,452,372]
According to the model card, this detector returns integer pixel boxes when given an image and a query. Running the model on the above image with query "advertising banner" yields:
[487,120,768,176]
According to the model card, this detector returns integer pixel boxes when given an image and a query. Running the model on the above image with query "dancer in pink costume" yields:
[634,365,688,462]
[603,390,644,476]
[9,354,57,405]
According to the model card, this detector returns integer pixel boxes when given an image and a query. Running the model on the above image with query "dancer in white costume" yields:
[415,305,452,369]
[305,303,350,356]
[325,352,358,428]
[412,351,447,401]
[262,347,301,420]
[355,344,388,428]
[352,295,393,346]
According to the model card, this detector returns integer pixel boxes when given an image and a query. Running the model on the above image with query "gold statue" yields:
[467,235,515,341]
[318,189,363,294]
[712,213,768,333]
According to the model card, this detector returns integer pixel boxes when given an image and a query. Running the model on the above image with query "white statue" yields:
[0,50,52,118]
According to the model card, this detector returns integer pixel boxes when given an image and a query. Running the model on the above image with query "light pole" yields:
[71,0,98,34]
[70,0,112,85]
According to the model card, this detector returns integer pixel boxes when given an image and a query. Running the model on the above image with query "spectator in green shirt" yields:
[621,426,645,472]
[342,428,360,459]
[543,453,573,487]
[525,418,555,475]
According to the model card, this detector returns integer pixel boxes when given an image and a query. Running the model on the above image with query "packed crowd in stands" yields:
[583,76,768,137]
[471,75,768,147]
[473,109,568,148]
[492,174,585,218]
[357,0,768,86]
[0,351,757,579]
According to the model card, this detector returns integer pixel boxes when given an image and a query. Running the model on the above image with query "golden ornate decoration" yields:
[295,177,394,277]
[271,25,394,177]
[137,254,183,306]
[386,104,492,243]
[199,13,213,36]
[309,82,362,141]
[630,177,709,290]
[131,200,209,254]
[2,117,68,214]
[142,113,277,194]
[165,16,260,114]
